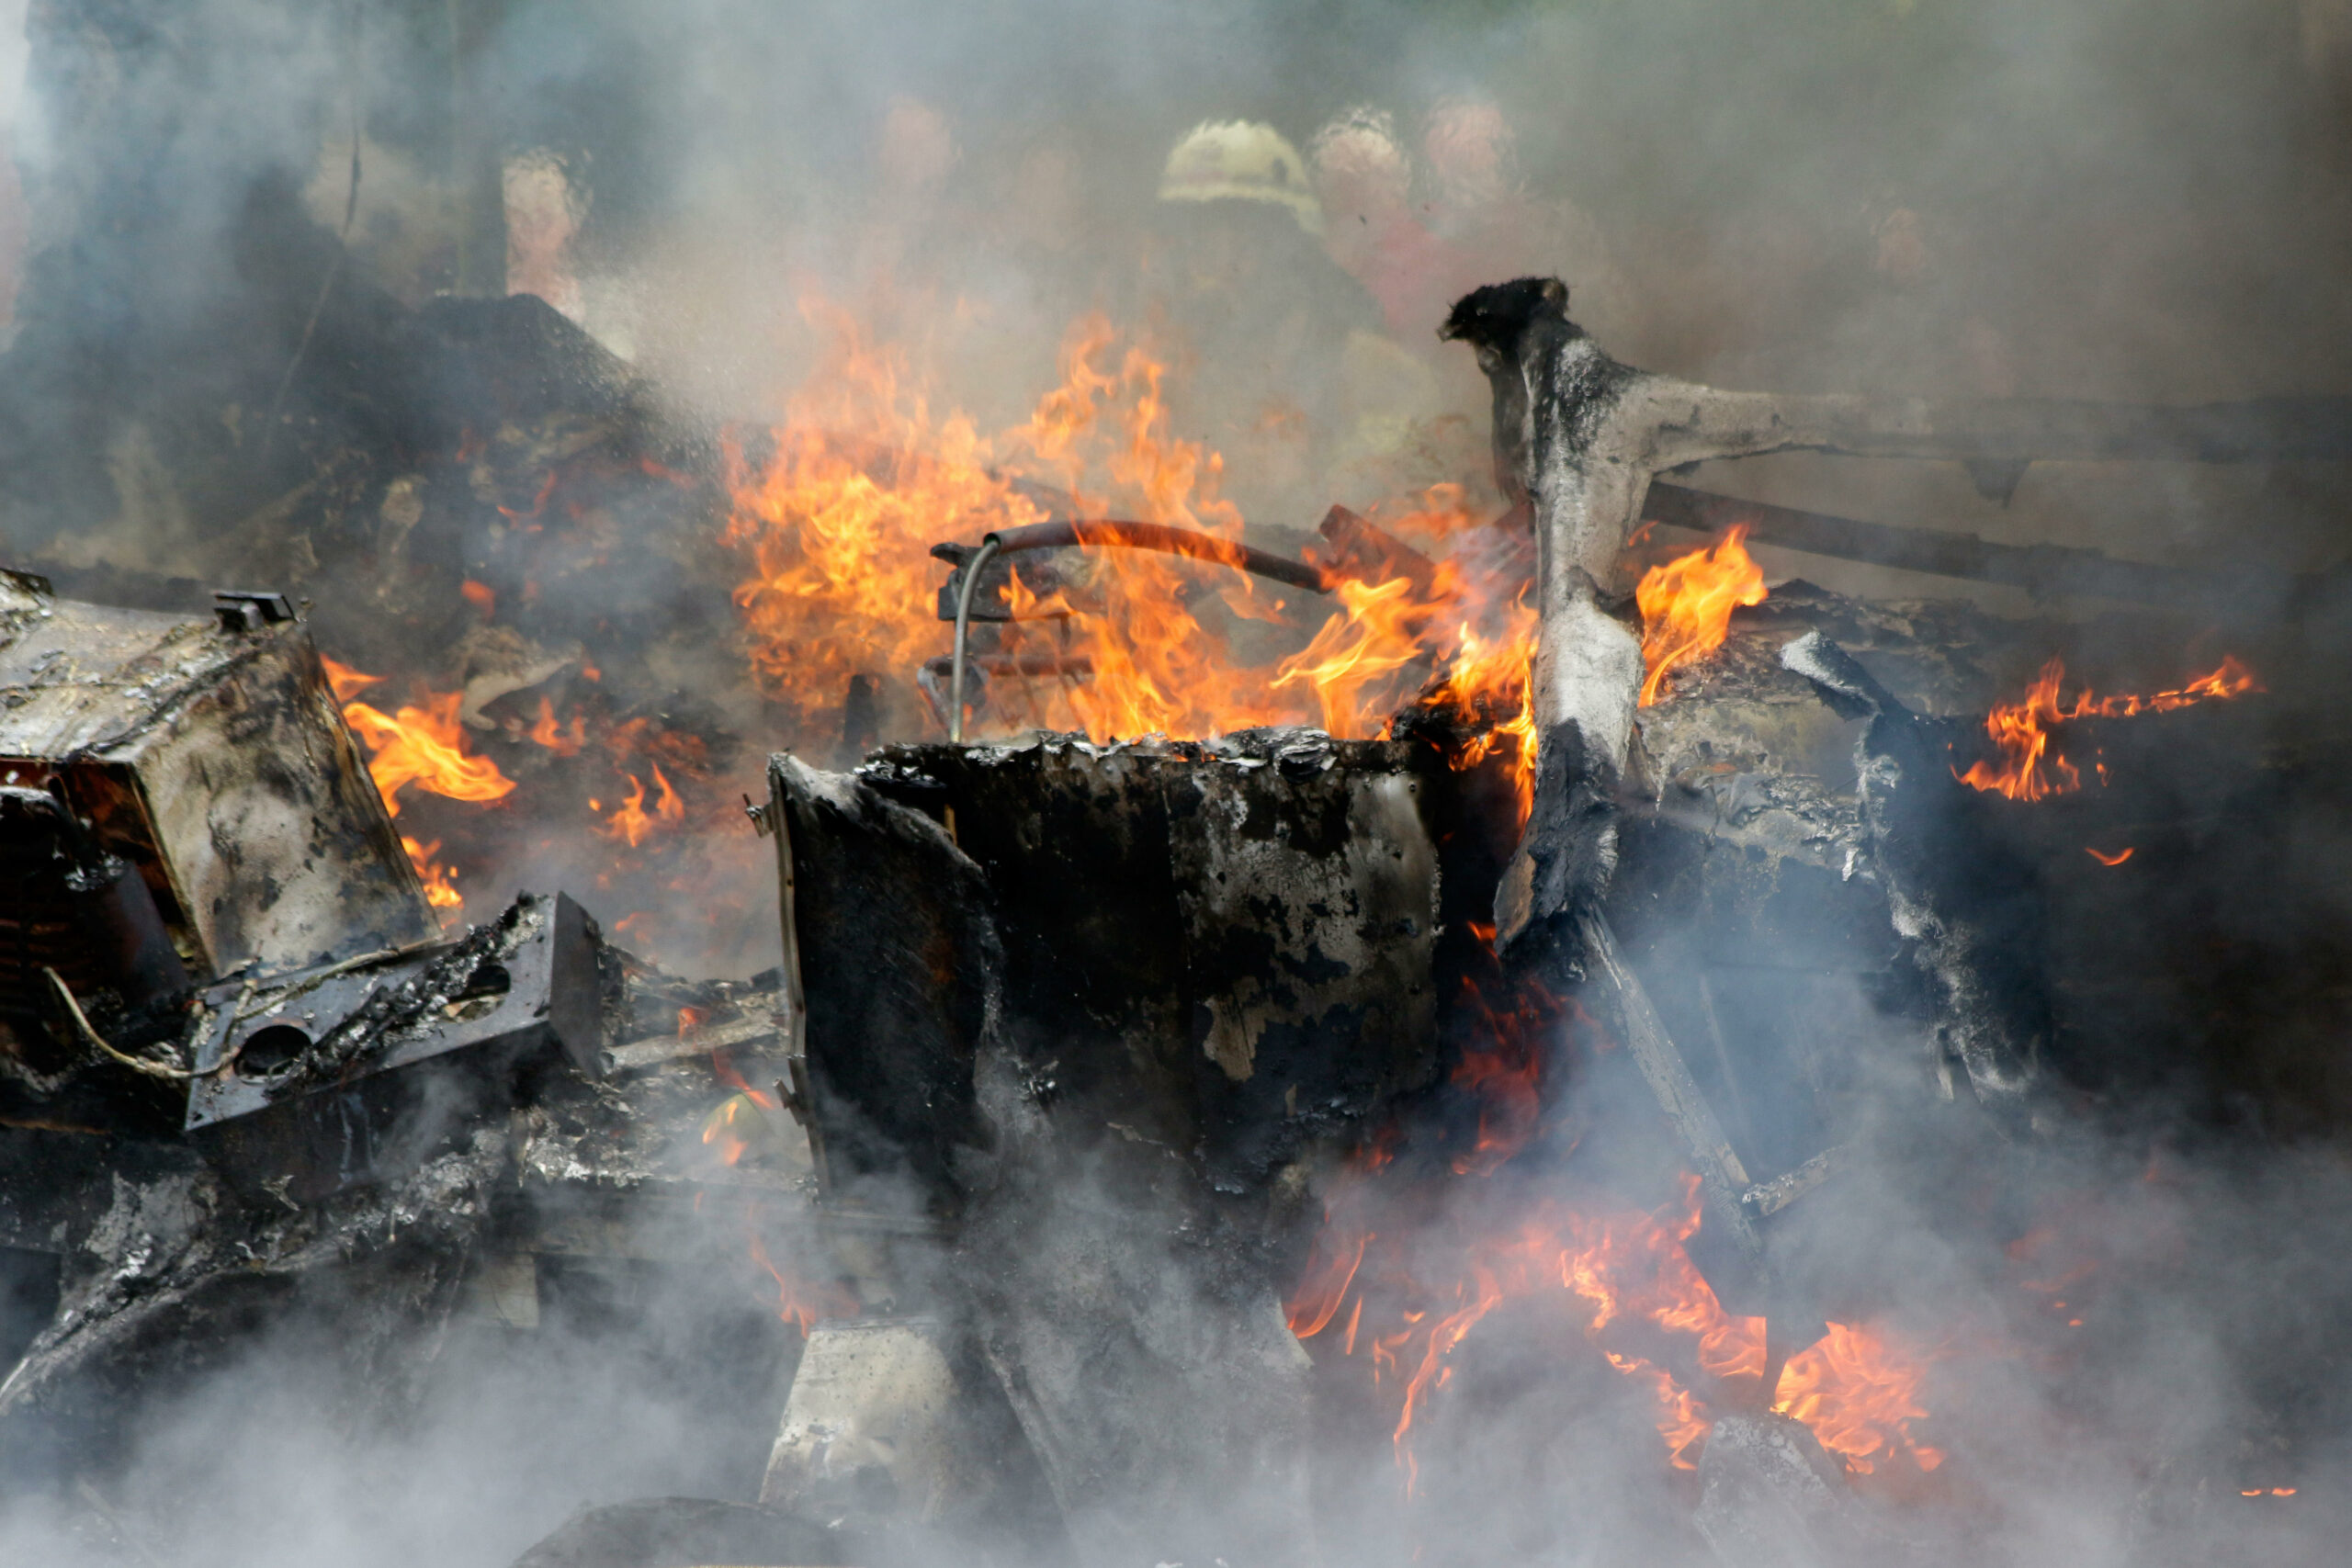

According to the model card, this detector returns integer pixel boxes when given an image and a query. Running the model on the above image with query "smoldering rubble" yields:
[6,282,2352,1565]
[6,5,2352,1567]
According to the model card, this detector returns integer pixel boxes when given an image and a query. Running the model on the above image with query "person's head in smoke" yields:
[503,149,586,322]
[1871,204,1931,288]
[1148,119,1377,525]
[1308,106,1412,276]
[1158,120,1323,234]
[1422,96,1521,232]
[1154,119,1329,295]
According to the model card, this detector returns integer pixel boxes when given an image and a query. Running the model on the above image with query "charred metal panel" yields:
[183,894,603,1204]
[0,570,434,980]
[766,754,997,1213]
[863,729,1442,1190]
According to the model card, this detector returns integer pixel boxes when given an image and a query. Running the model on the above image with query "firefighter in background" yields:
[1151,118,1452,533]
[1309,107,1455,340]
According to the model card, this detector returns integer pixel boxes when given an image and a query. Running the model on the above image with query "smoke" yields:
[2,1,2351,1565]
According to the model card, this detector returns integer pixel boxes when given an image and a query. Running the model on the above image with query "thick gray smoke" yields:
[2,3,2350,1566]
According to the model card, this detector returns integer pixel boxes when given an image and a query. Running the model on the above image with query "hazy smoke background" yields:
[1,2,2350,1565]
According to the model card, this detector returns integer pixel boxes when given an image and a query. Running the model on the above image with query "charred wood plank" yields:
[1645,479,2319,611]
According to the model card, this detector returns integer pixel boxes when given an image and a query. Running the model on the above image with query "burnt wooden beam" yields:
[1645,479,2317,611]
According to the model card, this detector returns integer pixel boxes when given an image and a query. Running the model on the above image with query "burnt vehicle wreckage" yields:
[4,276,2352,1567]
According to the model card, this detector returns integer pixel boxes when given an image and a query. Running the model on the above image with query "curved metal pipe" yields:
[967,520,1334,594]
[948,534,1002,744]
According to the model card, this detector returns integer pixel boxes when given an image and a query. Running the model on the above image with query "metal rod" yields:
[948,534,1002,744]
[935,519,1334,595]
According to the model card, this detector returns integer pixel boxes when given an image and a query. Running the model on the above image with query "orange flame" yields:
[746,1220,859,1335]
[400,835,464,913]
[1290,1172,1943,1486]
[529,696,585,756]
[1286,1228,1370,1337]
[1956,655,2263,800]
[598,763,684,847]
[1418,597,1541,827]
[723,302,1050,730]
[321,655,383,704]
[701,1094,760,1167]
[1773,1321,1946,1474]
[2086,845,2135,866]
[340,688,516,818]
[1636,526,1767,705]
[1269,576,1434,736]
[711,1044,781,1112]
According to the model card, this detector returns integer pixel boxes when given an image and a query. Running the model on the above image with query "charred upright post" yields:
[1442,276,2352,965]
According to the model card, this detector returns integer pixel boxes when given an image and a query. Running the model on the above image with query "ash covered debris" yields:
[0,899,824,1537]
[1,570,436,1134]
[182,890,605,1205]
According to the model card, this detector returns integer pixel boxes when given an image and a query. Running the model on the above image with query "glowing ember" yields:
[1956,655,2263,800]
[2086,845,2135,866]
[1446,980,1549,1178]
[1635,526,1767,706]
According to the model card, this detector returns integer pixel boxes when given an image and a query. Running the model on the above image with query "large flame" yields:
[1636,526,1767,706]
[1956,654,2263,799]
[724,304,1531,751]
[723,305,1042,729]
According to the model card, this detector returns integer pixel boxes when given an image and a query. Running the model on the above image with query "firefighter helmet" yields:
[1157,120,1324,235]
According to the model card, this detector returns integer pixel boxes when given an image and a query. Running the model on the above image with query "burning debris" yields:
[5,49,2352,1551]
